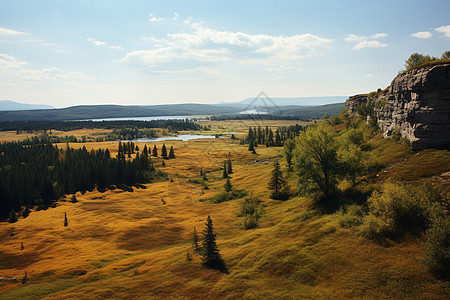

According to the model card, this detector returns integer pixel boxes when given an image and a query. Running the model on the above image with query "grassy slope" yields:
[0,121,449,299]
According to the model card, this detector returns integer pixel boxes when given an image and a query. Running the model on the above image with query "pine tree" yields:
[64,212,68,227]
[201,216,225,270]
[268,161,289,200]
[8,209,17,223]
[200,167,203,176]
[161,144,168,159]
[193,227,199,251]
[227,159,233,174]
[169,146,175,159]
[248,141,254,152]
[224,178,232,192]
[222,161,228,178]
[142,145,148,157]
[202,172,207,182]
[21,242,24,250]
[152,145,158,157]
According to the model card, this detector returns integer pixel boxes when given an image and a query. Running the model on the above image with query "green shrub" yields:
[361,182,428,239]
[239,193,263,229]
[207,189,247,204]
[423,212,450,279]
[337,204,365,228]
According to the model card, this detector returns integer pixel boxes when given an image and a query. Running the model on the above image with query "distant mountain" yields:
[280,103,345,118]
[0,103,242,121]
[218,96,347,107]
[0,100,53,111]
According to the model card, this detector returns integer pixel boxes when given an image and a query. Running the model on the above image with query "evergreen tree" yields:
[169,146,175,159]
[64,212,68,227]
[284,139,296,170]
[202,172,207,181]
[222,161,228,178]
[227,159,233,174]
[275,130,282,146]
[224,178,232,192]
[200,167,203,176]
[142,145,148,157]
[201,216,225,270]
[152,145,158,157]
[161,144,168,159]
[268,161,289,200]
[21,242,24,250]
[193,227,199,251]
[8,209,17,223]
[248,141,255,152]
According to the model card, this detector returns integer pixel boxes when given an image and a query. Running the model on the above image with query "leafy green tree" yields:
[283,139,295,170]
[201,216,225,271]
[293,123,341,202]
[268,161,289,200]
[441,51,450,60]
[404,52,437,70]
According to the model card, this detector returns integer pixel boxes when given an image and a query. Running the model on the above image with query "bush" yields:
[423,212,450,279]
[361,182,428,239]
[207,189,247,204]
[337,204,365,228]
[239,193,263,229]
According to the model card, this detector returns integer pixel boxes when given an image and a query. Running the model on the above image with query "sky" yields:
[0,0,449,108]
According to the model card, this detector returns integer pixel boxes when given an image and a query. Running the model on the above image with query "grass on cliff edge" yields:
[0,120,449,299]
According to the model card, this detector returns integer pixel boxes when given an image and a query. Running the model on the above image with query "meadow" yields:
[0,119,449,299]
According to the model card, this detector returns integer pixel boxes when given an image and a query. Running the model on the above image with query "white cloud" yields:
[0,27,28,36]
[149,13,164,22]
[110,45,124,50]
[411,31,432,39]
[0,53,86,82]
[371,33,388,39]
[354,40,387,50]
[0,54,28,69]
[87,38,106,46]
[122,23,333,74]
[435,25,450,38]
[363,73,374,77]
[345,32,388,50]
[344,34,367,42]
[173,12,179,21]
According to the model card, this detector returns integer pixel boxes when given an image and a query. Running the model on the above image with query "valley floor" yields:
[0,122,449,299]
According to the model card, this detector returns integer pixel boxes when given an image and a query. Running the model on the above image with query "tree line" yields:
[0,140,163,220]
[243,124,305,148]
[0,119,206,133]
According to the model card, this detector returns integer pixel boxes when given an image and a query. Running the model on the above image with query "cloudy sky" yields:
[0,0,449,108]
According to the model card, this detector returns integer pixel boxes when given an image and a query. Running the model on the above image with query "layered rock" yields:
[346,63,450,150]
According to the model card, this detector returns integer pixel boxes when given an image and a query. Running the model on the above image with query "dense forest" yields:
[243,124,306,147]
[0,141,164,220]
[0,119,205,132]
[209,114,307,121]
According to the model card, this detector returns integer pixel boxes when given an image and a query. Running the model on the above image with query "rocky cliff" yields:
[346,62,450,150]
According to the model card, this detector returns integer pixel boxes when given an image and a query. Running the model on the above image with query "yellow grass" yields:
[0,121,449,299]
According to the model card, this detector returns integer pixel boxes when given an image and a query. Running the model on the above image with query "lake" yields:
[87,115,208,122]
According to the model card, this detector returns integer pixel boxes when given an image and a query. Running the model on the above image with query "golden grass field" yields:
[0,120,449,299]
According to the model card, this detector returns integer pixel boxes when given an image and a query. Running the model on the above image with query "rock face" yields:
[346,63,450,150]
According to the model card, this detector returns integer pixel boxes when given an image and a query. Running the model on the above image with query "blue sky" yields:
[0,0,449,108]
